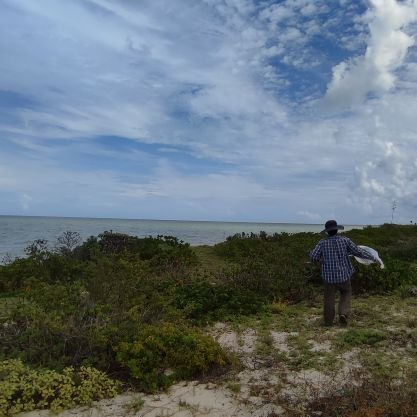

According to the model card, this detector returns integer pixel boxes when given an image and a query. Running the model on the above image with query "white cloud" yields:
[324,0,417,109]
[352,137,417,216]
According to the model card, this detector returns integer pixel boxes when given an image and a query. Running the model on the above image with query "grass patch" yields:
[256,330,275,357]
[225,381,241,393]
[286,369,417,417]
[359,351,408,378]
[337,328,387,348]
[286,334,323,370]
[123,395,145,414]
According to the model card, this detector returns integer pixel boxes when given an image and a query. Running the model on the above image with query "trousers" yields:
[323,279,351,326]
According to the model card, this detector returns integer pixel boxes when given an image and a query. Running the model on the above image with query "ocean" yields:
[0,215,363,260]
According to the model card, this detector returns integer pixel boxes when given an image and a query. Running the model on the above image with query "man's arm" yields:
[310,241,322,262]
[346,239,378,261]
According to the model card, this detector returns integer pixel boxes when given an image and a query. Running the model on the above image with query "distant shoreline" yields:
[0,216,369,261]
[0,214,371,227]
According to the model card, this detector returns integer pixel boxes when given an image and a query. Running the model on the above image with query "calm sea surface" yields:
[0,216,363,259]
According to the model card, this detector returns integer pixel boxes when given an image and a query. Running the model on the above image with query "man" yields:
[310,220,379,327]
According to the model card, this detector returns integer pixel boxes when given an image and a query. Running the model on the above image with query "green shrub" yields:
[116,323,231,392]
[214,232,321,302]
[0,248,84,293]
[1,257,183,374]
[352,258,417,294]
[175,280,263,321]
[215,227,417,298]
[97,233,196,268]
[0,233,196,295]
[0,282,119,370]
[221,257,316,303]
[0,359,118,416]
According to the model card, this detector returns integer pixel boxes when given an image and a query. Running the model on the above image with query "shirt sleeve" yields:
[310,241,322,262]
[346,238,377,261]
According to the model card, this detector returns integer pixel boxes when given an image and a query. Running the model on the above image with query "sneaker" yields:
[339,314,348,326]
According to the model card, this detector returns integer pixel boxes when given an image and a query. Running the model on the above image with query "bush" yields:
[116,323,231,392]
[96,233,197,273]
[215,227,417,298]
[0,359,118,416]
[352,258,417,294]
[0,284,117,370]
[214,232,321,303]
[175,280,264,321]
[0,233,197,295]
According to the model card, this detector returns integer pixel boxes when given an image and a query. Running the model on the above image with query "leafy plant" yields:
[0,359,118,416]
[175,280,263,322]
[116,322,232,391]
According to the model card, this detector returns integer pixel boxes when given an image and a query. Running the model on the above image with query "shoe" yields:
[339,314,348,326]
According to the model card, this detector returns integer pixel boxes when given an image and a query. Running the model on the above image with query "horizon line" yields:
[0,213,374,227]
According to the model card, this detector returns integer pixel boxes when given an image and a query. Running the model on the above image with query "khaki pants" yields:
[323,279,351,326]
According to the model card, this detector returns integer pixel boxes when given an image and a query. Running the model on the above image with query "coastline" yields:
[0,215,367,260]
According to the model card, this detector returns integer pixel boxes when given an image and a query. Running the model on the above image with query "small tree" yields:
[57,231,82,252]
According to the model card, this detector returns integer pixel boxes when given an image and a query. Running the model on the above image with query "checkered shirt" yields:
[310,235,377,283]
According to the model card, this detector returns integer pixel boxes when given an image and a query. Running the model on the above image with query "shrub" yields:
[116,323,232,392]
[214,232,321,302]
[0,249,84,293]
[0,233,197,295]
[215,227,417,298]
[175,280,263,321]
[352,259,417,294]
[97,233,195,262]
[0,254,187,375]
[0,359,118,416]
[0,284,116,370]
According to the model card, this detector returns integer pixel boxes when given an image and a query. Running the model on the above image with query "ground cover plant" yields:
[0,224,416,415]
[0,359,118,416]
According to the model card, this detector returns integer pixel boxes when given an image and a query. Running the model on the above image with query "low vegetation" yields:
[0,359,118,415]
[0,224,416,415]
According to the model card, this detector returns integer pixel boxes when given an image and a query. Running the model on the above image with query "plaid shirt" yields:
[310,235,377,283]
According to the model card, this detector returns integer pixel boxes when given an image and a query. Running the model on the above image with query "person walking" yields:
[310,220,380,327]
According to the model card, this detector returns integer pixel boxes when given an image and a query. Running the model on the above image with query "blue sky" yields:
[1,0,417,224]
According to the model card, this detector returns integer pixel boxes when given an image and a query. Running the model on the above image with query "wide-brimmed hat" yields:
[322,220,344,233]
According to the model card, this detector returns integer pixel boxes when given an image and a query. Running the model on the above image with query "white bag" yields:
[354,245,385,269]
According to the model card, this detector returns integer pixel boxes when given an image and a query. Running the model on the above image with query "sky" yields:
[1,0,417,224]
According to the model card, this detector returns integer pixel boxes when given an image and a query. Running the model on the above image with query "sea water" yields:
[0,215,363,259]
